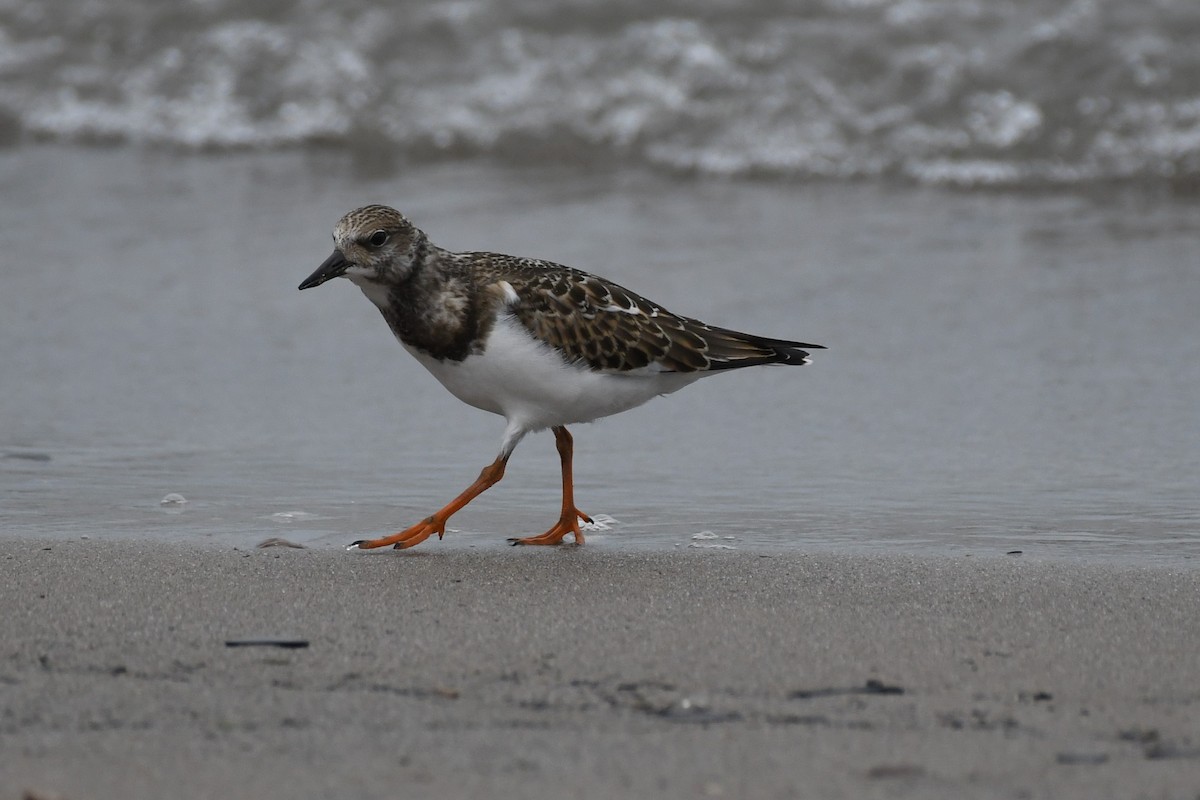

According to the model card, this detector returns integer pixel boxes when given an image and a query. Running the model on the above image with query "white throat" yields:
[347,272,391,309]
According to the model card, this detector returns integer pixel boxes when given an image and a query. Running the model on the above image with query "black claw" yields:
[347,540,366,551]
[507,538,523,546]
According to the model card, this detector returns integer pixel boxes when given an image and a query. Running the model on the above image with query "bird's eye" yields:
[367,230,389,247]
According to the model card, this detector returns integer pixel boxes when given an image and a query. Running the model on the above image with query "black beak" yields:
[299,250,350,290]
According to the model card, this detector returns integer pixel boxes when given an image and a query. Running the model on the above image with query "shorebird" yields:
[299,205,824,550]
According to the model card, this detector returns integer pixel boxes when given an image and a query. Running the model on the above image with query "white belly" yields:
[403,314,700,431]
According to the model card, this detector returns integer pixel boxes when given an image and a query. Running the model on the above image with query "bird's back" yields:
[471,253,823,375]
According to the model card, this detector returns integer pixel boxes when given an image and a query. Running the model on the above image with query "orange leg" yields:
[350,455,508,551]
[509,426,592,546]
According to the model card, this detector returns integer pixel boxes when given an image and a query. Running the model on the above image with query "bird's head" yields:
[299,205,425,292]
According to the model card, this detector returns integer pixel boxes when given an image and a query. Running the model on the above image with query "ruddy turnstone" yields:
[299,205,824,550]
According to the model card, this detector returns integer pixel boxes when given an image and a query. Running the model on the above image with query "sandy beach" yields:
[3,538,1198,799]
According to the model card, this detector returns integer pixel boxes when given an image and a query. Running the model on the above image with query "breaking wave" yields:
[2,0,1198,187]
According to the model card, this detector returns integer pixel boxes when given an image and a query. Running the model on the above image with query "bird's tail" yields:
[696,323,825,370]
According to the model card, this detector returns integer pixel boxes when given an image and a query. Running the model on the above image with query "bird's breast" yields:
[366,281,482,363]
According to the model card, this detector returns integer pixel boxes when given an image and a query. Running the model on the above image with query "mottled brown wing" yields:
[476,254,822,373]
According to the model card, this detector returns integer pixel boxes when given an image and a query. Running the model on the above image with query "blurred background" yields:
[3,0,1199,186]
[1,0,1198,562]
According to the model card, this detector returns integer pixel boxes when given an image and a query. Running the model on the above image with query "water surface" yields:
[2,0,1198,188]
[2,147,1197,565]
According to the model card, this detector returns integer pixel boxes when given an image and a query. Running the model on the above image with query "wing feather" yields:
[472,254,823,373]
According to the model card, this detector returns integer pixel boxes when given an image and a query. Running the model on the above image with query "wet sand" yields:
[4,147,1200,563]
[3,538,1198,799]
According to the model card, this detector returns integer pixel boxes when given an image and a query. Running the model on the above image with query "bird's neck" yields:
[374,246,484,362]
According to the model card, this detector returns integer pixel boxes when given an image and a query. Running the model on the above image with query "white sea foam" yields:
[270,511,318,523]
[582,513,619,531]
[1,1,1196,187]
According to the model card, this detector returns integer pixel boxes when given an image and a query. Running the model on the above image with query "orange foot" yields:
[350,456,508,552]
[508,509,593,546]
[350,515,446,551]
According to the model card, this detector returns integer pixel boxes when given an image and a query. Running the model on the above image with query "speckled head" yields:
[298,205,426,291]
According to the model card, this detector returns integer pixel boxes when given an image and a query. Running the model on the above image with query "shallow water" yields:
[1,146,1198,565]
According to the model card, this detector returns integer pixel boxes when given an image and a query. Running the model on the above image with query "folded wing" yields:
[484,255,823,374]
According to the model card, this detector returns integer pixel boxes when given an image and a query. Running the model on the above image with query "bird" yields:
[299,205,824,551]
